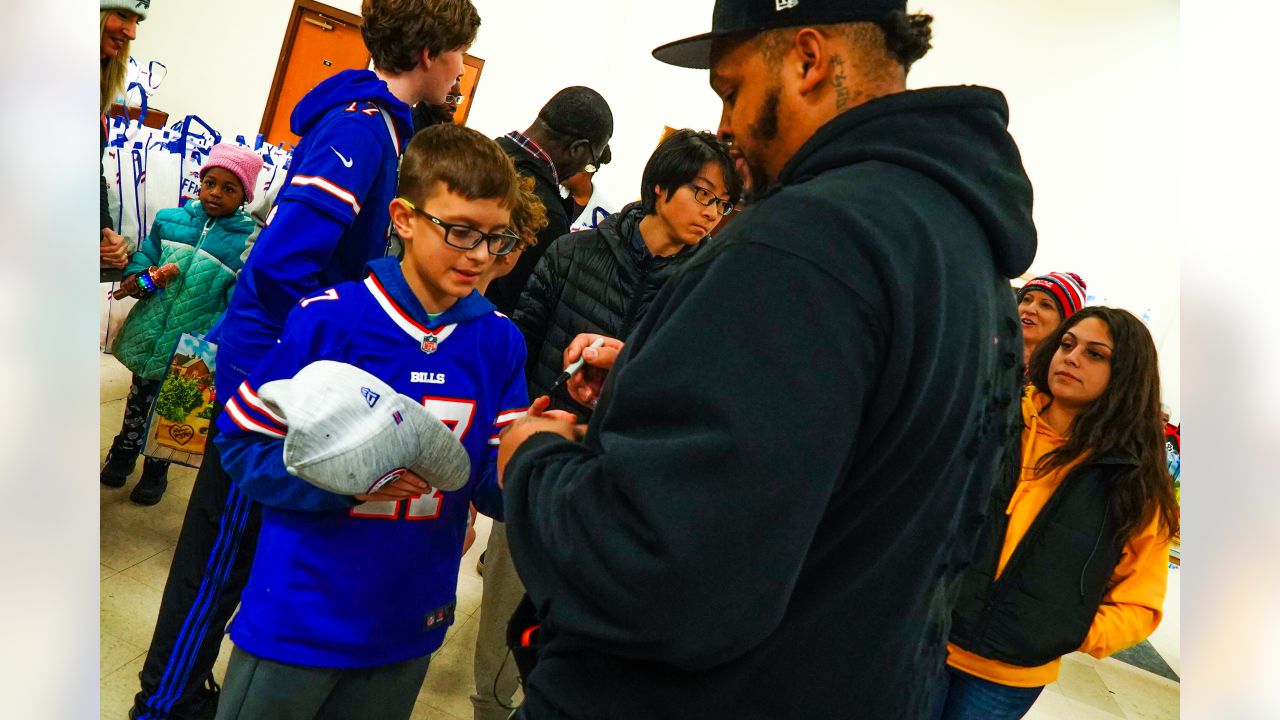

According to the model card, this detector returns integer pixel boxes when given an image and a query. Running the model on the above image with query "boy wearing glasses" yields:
[468,129,740,720]
[210,125,532,720]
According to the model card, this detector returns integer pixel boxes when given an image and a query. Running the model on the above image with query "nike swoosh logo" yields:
[331,147,353,168]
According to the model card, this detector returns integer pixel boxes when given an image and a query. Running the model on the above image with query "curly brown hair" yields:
[509,176,548,250]
[361,0,480,73]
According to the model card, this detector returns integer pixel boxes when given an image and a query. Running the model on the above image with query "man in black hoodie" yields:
[497,1,1037,718]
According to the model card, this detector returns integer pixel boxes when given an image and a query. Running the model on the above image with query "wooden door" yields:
[261,1,369,147]
[453,55,484,126]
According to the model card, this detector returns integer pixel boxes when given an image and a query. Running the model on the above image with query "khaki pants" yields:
[470,521,526,720]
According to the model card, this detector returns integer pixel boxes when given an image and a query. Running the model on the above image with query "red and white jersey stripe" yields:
[224,381,288,439]
[489,408,527,446]
[364,274,458,347]
[290,175,362,214]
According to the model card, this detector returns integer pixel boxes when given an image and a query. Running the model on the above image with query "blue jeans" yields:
[931,666,1044,720]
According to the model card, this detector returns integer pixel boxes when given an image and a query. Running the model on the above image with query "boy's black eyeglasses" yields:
[686,183,735,216]
[400,198,522,256]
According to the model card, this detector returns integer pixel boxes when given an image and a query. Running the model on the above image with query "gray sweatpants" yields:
[215,645,431,720]
[471,521,525,720]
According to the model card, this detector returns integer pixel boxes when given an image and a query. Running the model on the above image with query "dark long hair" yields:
[1027,306,1179,543]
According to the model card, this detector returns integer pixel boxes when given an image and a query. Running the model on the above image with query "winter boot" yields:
[100,439,138,488]
[129,458,169,506]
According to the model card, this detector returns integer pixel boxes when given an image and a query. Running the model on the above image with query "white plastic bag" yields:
[101,111,295,352]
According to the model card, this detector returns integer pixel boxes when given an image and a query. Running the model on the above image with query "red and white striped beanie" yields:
[1019,272,1087,319]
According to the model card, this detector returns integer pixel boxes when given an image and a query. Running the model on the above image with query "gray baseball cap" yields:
[257,360,471,496]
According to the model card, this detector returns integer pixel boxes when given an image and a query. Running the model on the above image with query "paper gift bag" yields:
[142,333,218,468]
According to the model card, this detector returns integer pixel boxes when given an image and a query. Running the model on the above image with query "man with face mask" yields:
[497,1,1038,717]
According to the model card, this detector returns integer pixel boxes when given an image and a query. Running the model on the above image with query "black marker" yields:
[547,337,606,396]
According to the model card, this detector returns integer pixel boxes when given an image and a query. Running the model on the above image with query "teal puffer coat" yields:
[113,201,256,380]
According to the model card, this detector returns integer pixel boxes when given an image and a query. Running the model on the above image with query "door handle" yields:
[304,17,333,31]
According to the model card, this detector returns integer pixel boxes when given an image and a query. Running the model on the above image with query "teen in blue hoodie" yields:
[129,3,483,719]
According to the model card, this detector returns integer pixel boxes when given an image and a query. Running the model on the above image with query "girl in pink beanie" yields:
[103,144,263,505]
[199,143,265,213]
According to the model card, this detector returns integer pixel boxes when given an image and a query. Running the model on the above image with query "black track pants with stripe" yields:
[131,407,263,720]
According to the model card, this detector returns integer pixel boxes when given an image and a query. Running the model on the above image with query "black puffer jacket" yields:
[511,202,703,414]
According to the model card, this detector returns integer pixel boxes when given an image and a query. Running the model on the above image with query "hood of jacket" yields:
[598,201,703,272]
[1021,387,1138,471]
[290,69,414,142]
[774,85,1036,278]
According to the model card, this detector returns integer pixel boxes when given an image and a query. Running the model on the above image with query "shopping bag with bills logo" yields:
[141,333,218,468]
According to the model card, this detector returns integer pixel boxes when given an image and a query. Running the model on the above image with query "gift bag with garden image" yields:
[142,333,218,468]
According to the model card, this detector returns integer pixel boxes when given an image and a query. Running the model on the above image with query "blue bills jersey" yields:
[215,256,528,668]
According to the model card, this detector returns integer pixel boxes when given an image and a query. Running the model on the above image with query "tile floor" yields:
[100,353,1180,719]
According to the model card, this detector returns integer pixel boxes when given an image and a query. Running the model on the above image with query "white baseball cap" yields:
[256,360,471,495]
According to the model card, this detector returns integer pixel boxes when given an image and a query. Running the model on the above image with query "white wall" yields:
[126,0,362,141]
[913,0,1181,306]
[905,0,1180,420]
[130,0,1180,418]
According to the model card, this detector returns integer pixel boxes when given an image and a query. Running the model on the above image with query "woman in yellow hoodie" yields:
[935,306,1180,719]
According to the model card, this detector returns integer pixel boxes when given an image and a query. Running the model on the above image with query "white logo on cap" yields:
[361,387,380,408]
[367,468,404,494]
[776,0,799,10]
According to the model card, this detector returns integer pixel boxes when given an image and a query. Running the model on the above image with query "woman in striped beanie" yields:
[1017,271,1087,366]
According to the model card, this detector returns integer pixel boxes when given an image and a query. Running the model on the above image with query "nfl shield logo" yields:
[421,334,438,354]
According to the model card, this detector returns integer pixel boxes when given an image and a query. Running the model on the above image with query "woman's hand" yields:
[562,333,624,408]
[100,228,129,269]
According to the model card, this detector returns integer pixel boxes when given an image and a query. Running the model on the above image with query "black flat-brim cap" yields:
[652,0,906,70]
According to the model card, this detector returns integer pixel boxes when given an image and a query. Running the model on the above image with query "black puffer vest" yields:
[511,202,702,414]
[949,455,1134,666]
